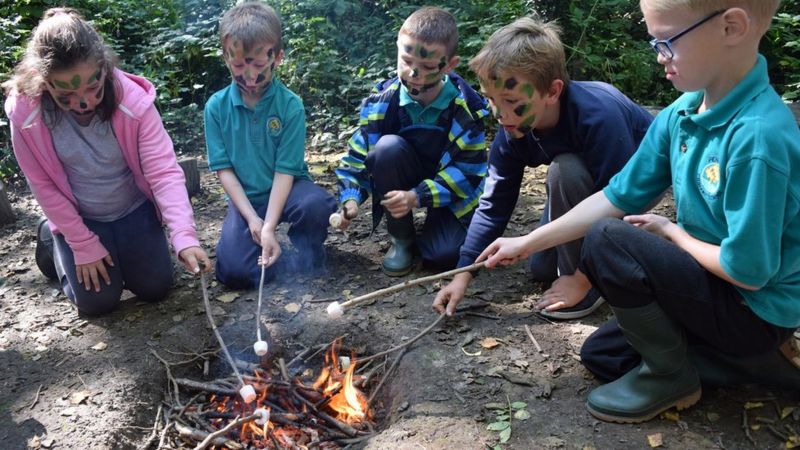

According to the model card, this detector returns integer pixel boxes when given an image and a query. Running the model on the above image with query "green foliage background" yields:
[1,0,798,183]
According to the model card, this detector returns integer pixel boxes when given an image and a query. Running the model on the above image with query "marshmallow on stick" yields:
[327,261,485,318]
[329,207,356,228]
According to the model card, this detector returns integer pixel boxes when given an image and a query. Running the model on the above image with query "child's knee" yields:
[366,135,411,169]
[70,287,124,316]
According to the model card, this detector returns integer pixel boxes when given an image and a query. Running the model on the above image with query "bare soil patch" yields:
[1,148,798,450]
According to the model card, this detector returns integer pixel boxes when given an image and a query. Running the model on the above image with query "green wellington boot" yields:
[382,213,415,277]
[689,337,800,390]
[586,302,701,423]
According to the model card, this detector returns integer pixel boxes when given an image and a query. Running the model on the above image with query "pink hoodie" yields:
[4,69,200,264]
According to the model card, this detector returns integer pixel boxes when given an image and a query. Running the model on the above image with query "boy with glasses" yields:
[444,0,800,423]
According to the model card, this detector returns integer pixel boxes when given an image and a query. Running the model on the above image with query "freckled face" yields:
[396,34,452,98]
[479,72,545,138]
[223,38,281,97]
[45,62,105,116]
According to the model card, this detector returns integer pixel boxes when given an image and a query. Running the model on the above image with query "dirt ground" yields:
[1,143,799,450]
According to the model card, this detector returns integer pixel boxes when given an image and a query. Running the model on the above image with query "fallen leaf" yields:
[284,303,301,313]
[486,421,509,431]
[744,401,764,410]
[69,390,91,405]
[483,402,506,410]
[782,406,796,420]
[499,426,511,443]
[647,433,663,448]
[480,337,500,349]
[41,438,54,448]
[706,412,720,422]
[216,293,238,303]
[661,410,679,421]
[513,409,531,420]
[91,342,107,351]
[60,407,77,417]
[510,401,527,409]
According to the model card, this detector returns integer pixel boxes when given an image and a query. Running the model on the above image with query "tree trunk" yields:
[178,157,201,198]
[0,180,16,225]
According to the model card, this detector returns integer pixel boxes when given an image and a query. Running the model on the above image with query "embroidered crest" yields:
[267,116,282,136]
[699,158,721,198]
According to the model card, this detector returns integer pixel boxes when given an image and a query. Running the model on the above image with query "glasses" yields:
[649,9,725,60]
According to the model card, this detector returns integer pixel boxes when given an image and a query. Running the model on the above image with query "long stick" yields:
[200,273,246,388]
[341,261,485,309]
[358,313,445,363]
[256,265,266,342]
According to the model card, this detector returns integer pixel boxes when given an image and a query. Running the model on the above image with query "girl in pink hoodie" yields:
[3,8,211,316]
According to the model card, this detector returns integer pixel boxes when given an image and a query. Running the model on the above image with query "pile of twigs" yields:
[142,337,408,450]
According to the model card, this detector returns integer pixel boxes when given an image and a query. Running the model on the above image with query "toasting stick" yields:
[327,261,486,319]
[200,272,257,403]
[253,265,269,356]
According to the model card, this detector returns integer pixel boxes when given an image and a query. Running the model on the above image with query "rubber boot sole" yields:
[586,387,702,424]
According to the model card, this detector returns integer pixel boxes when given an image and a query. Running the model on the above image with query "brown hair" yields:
[2,7,118,123]
[399,6,459,58]
[640,0,782,34]
[469,17,568,95]
[219,1,283,52]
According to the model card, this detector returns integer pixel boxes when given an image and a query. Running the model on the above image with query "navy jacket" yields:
[457,81,654,267]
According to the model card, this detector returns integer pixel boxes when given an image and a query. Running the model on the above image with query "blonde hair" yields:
[399,7,459,58]
[2,7,118,121]
[469,17,567,95]
[219,1,282,52]
[640,0,782,33]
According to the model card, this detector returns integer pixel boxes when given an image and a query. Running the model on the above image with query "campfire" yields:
[154,338,383,449]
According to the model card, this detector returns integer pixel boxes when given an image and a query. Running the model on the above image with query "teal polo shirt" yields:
[204,79,309,206]
[604,55,800,328]
[399,75,459,125]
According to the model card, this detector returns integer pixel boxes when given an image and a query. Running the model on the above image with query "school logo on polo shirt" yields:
[267,116,282,136]
[699,156,721,199]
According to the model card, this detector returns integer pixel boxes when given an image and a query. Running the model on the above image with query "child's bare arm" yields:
[259,172,294,267]
[217,168,262,243]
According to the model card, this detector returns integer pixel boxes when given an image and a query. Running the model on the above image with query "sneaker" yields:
[539,288,606,320]
[35,217,58,280]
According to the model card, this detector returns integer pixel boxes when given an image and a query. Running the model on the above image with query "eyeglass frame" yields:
[649,9,726,60]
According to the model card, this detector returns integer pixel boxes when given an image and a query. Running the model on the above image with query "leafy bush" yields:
[1,0,798,183]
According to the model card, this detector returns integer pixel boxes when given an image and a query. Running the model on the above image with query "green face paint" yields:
[53,79,71,90]
[520,83,535,98]
[70,74,81,90]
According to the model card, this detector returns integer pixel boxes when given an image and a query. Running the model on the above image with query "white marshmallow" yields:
[329,212,343,228]
[327,301,344,319]
[239,384,257,404]
[254,407,270,425]
[253,340,269,356]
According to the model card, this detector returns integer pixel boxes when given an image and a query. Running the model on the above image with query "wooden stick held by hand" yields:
[327,261,485,318]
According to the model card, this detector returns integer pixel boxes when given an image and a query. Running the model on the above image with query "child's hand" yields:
[178,246,211,274]
[478,236,533,269]
[259,230,281,268]
[380,190,418,218]
[335,200,359,230]
[623,213,676,240]
[76,254,114,292]
[248,217,264,244]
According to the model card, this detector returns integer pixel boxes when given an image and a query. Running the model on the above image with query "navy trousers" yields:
[578,218,793,380]
[215,178,336,289]
[365,133,468,270]
[53,200,174,316]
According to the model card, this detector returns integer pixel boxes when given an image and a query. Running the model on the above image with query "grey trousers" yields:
[527,153,594,282]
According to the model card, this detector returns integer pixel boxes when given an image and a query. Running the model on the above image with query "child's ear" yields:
[444,55,460,73]
[545,79,564,105]
[721,7,750,43]
[274,49,285,67]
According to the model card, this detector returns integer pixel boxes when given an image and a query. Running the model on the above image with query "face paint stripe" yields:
[53,79,71,90]
[88,69,101,84]
[504,77,518,90]
[70,74,81,90]
[513,104,530,117]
